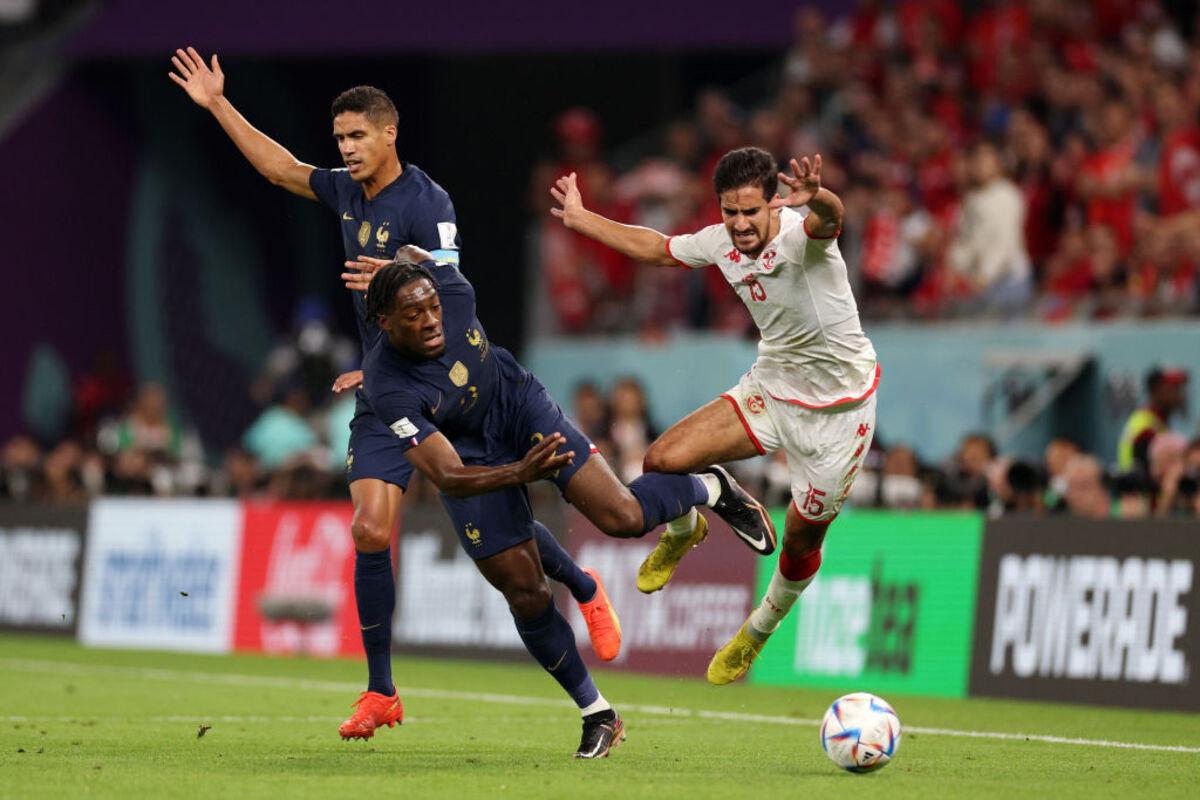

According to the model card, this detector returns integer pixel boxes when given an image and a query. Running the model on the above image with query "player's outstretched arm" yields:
[549,172,677,266]
[406,432,574,498]
[769,154,844,238]
[169,47,317,200]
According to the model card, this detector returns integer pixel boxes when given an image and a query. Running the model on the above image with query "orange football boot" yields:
[578,567,622,661]
[339,690,403,740]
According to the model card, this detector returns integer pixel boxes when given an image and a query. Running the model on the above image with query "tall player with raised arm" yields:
[169,48,621,741]
[550,148,880,684]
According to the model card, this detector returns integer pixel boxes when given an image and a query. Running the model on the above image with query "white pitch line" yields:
[2,657,1197,755]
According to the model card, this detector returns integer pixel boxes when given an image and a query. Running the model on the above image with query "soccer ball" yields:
[819,692,902,773]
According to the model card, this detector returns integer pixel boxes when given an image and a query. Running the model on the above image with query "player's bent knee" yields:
[642,443,684,476]
[596,502,645,538]
[350,517,391,553]
[505,582,553,620]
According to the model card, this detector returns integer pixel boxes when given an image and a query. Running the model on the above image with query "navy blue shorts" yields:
[441,377,596,560]
[345,395,414,491]
[507,378,596,494]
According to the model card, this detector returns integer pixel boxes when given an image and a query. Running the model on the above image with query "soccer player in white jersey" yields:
[550,147,879,684]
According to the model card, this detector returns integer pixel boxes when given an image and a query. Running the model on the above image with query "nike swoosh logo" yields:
[342,211,353,220]
[732,506,776,554]
[430,392,443,416]
[360,623,382,631]
[548,650,568,671]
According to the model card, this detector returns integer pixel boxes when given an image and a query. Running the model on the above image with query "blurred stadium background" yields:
[2,0,1199,781]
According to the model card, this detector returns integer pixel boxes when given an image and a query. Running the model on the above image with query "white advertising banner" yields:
[78,499,242,653]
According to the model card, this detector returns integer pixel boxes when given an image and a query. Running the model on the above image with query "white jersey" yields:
[666,207,878,408]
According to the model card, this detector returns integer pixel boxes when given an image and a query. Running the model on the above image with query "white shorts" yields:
[721,372,877,522]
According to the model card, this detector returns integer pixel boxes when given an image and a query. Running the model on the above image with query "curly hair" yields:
[365,262,437,321]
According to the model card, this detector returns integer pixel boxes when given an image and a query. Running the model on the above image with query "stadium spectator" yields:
[948,141,1033,316]
[607,377,658,483]
[242,383,321,470]
[945,432,998,509]
[0,435,42,502]
[849,443,924,510]
[1043,435,1082,511]
[528,0,1200,329]
[571,381,611,455]
[97,381,205,495]
[1063,453,1111,519]
[1117,364,1188,475]
[1003,459,1047,514]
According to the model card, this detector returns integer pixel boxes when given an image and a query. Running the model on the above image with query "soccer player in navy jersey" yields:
[168,48,621,743]
[352,245,776,757]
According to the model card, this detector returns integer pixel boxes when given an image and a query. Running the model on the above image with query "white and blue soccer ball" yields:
[819,692,902,773]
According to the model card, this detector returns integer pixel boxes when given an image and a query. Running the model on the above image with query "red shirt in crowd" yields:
[1159,127,1200,216]
[1081,142,1136,253]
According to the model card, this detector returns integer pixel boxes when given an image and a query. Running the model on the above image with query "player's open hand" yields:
[168,47,225,109]
[517,433,574,483]
[342,255,391,292]
[770,155,823,209]
[549,172,584,228]
[331,370,363,394]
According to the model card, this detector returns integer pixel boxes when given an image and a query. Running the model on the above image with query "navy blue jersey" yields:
[309,162,461,351]
[361,260,535,465]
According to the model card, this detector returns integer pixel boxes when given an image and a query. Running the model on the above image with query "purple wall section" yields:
[68,0,813,56]
[0,80,132,439]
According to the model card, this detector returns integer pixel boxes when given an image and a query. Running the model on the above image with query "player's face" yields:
[380,279,445,359]
[719,185,774,257]
[332,112,397,183]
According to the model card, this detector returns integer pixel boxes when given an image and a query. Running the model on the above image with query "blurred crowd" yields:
[7,0,1200,517]
[4,359,1198,519]
[530,0,1200,335]
[0,308,361,503]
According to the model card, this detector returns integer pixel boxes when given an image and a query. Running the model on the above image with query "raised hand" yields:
[341,255,391,293]
[770,155,823,209]
[516,433,574,483]
[549,172,584,227]
[168,47,225,109]
[331,370,364,394]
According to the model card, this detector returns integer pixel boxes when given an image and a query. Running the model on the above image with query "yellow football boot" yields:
[707,622,766,685]
[636,513,708,593]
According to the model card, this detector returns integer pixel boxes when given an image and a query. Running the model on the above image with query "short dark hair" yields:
[331,86,399,128]
[713,147,778,199]
[366,262,436,321]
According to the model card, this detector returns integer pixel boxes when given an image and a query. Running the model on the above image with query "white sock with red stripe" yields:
[747,549,821,642]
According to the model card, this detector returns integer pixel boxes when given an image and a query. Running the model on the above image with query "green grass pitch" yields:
[1,634,1197,799]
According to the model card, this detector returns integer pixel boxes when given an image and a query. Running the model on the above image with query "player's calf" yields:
[709,536,823,685]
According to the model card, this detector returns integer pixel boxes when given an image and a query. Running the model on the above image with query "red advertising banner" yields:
[562,509,757,677]
[234,502,361,657]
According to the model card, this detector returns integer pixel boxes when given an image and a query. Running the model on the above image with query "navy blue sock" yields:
[628,472,709,532]
[513,600,599,709]
[354,549,396,696]
[533,521,596,603]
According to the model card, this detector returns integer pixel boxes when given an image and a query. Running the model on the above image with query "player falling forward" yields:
[354,246,776,755]
[551,148,879,684]
[168,48,619,741]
